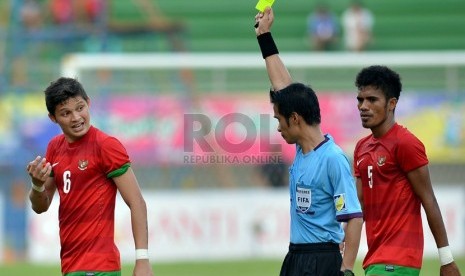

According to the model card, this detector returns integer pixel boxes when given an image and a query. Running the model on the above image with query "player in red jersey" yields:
[27,77,153,276]
[353,65,461,276]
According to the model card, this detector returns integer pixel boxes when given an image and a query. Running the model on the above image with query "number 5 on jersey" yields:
[368,165,373,189]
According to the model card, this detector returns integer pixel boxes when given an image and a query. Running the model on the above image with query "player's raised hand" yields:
[27,156,51,186]
[255,7,274,36]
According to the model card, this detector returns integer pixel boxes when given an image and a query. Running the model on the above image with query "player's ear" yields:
[48,113,57,123]
[388,97,398,111]
[290,112,299,125]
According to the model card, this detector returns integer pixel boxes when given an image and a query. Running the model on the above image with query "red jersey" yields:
[354,123,428,269]
[46,126,130,274]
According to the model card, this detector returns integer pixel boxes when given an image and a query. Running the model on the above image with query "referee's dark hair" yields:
[270,82,321,126]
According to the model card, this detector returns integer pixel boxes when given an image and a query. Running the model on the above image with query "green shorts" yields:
[64,271,121,276]
[365,264,420,276]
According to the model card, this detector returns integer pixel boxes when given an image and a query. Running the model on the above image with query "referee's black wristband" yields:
[257,32,279,59]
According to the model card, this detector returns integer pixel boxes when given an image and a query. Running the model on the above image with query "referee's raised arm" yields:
[254,7,292,91]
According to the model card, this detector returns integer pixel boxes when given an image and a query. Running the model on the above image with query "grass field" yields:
[0,257,464,275]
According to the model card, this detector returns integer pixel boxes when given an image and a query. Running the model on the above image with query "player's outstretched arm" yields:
[254,7,292,91]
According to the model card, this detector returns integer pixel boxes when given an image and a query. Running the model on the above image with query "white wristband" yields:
[438,246,454,266]
[135,249,149,260]
[31,182,45,193]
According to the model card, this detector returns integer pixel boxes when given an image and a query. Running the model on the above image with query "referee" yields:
[254,7,364,276]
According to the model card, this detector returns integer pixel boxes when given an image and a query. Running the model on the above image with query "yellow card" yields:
[255,0,275,12]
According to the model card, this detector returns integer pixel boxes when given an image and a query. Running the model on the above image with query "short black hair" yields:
[355,65,402,100]
[44,77,89,115]
[270,82,321,126]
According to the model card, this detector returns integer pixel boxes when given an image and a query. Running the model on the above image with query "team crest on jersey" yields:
[334,194,346,212]
[377,156,386,167]
[78,160,89,171]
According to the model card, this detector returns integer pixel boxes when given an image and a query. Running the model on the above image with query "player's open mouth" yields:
[72,122,84,130]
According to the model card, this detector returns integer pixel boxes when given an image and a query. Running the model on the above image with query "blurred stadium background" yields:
[1,0,465,275]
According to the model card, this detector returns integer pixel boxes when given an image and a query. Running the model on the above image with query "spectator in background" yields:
[307,4,339,51]
[255,144,289,188]
[47,0,186,52]
[7,0,193,92]
[259,158,288,188]
[10,0,45,87]
[341,1,374,52]
[20,0,43,30]
[46,0,194,93]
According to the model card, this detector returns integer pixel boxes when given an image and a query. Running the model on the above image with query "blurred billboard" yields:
[1,91,464,165]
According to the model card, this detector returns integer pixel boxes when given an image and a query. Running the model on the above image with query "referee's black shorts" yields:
[279,242,342,276]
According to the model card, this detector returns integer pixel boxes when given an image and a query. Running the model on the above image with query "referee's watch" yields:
[343,269,355,276]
